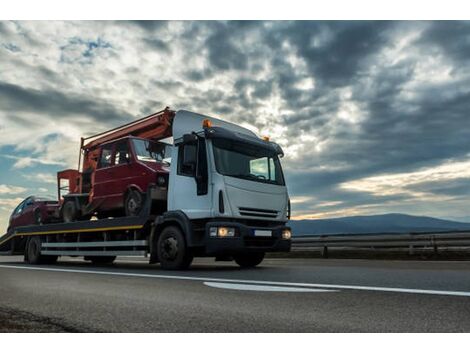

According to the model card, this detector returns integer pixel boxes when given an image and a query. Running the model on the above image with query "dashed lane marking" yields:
[1,264,470,297]
[203,282,338,292]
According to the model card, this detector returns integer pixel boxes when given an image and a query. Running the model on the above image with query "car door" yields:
[92,143,116,210]
[9,199,26,229]
[111,139,133,207]
[20,197,36,225]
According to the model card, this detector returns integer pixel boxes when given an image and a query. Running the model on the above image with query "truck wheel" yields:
[62,199,78,223]
[34,209,42,225]
[157,226,193,270]
[234,253,265,268]
[125,190,144,217]
[26,237,58,264]
[86,256,116,264]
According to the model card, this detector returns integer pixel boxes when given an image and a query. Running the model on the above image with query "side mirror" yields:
[183,133,198,144]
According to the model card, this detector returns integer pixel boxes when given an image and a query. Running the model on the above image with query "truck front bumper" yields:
[204,221,291,255]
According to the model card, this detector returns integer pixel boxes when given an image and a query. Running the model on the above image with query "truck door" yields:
[169,137,211,218]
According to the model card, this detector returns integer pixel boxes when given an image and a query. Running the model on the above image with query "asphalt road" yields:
[1,256,470,332]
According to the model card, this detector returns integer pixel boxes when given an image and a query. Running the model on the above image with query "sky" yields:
[1,20,470,231]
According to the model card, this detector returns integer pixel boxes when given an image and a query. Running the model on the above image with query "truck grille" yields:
[238,207,278,219]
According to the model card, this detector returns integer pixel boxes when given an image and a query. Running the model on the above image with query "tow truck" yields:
[0,108,291,269]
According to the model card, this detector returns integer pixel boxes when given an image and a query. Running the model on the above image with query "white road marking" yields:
[1,264,470,297]
[204,282,337,293]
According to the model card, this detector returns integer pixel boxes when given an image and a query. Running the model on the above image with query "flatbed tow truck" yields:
[0,109,291,269]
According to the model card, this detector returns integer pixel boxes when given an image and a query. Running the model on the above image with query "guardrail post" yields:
[322,246,328,259]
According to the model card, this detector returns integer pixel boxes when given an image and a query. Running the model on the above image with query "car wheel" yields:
[34,209,42,225]
[234,253,265,268]
[124,190,144,217]
[62,199,78,223]
[157,226,193,270]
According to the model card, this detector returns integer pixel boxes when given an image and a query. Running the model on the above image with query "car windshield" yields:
[212,138,285,185]
[132,139,172,164]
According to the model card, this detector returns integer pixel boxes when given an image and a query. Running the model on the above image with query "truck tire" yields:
[234,253,265,268]
[26,237,58,265]
[125,190,144,217]
[62,199,78,223]
[86,256,116,264]
[157,226,193,270]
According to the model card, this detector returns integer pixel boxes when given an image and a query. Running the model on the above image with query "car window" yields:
[115,140,130,165]
[98,145,114,168]
[13,200,26,215]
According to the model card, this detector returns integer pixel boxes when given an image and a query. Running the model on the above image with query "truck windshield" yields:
[132,139,171,164]
[212,139,285,185]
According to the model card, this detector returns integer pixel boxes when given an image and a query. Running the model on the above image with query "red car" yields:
[8,196,59,232]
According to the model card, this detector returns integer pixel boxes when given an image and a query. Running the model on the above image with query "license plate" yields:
[254,230,272,237]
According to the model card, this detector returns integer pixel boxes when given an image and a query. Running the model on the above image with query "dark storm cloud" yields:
[2,20,470,220]
[128,20,169,32]
[0,82,130,123]
[205,25,248,71]
[143,38,171,53]
[404,177,470,197]
[420,21,470,64]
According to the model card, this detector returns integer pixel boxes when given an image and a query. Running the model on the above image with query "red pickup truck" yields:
[57,108,174,222]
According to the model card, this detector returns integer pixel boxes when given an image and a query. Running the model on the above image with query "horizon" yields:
[2,21,470,231]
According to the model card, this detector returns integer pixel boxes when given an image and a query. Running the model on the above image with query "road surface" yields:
[0,256,469,332]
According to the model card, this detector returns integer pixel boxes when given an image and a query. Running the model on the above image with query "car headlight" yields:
[210,226,235,238]
[282,229,292,240]
[157,175,166,186]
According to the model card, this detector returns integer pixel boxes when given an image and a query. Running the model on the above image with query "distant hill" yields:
[289,213,470,236]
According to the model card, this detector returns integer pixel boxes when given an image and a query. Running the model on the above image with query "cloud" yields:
[22,172,57,184]
[0,185,27,195]
[4,155,66,169]
[1,20,470,222]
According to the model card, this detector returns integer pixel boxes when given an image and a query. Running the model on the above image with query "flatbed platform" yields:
[0,215,153,254]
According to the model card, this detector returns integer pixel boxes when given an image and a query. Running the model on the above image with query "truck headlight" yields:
[210,226,235,238]
[282,229,292,240]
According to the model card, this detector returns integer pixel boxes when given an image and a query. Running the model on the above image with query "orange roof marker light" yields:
[202,118,212,128]
[262,136,270,141]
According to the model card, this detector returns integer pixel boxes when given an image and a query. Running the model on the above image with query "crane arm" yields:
[82,107,175,151]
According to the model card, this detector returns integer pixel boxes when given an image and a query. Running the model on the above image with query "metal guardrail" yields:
[291,231,470,257]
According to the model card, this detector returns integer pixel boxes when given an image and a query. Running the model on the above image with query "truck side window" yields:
[98,145,114,168]
[178,143,197,177]
[115,141,130,165]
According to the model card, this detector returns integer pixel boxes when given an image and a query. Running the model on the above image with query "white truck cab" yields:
[154,110,291,268]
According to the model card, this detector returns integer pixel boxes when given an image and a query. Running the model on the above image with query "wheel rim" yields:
[127,193,142,215]
[160,236,178,261]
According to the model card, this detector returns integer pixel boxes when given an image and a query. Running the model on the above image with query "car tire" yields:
[157,226,193,270]
[62,199,78,223]
[26,237,58,264]
[234,253,265,268]
[86,256,116,265]
[124,190,145,217]
[34,209,42,225]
